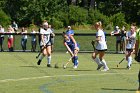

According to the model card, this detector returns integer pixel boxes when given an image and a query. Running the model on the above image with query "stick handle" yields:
[119,58,125,64]
[91,40,96,50]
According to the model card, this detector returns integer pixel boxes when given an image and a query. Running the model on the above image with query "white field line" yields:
[0,72,137,83]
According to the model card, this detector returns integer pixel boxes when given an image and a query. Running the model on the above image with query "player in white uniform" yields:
[92,21,109,71]
[37,22,53,67]
[125,25,136,69]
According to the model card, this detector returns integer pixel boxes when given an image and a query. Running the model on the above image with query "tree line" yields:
[0,0,140,29]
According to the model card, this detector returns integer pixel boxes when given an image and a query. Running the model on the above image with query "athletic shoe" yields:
[126,66,131,70]
[37,60,42,65]
[47,64,52,67]
[97,64,103,70]
[101,68,109,71]
[73,65,78,69]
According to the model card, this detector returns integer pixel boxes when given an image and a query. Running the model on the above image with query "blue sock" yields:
[73,56,78,66]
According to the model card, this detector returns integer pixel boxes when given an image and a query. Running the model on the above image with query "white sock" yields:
[128,56,132,67]
[39,54,44,60]
[100,59,109,69]
[93,57,102,65]
[47,56,51,64]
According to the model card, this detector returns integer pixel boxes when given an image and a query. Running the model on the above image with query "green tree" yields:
[0,9,11,26]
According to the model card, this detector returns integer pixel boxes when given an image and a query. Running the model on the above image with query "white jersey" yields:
[126,31,136,49]
[112,29,121,40]
[0,28,4,37]
[8,32,13,38]
[40,28,52,46]
[96,29,107,50]
[22,30,28,39]
[31,31,36,41]
[22,34,28,39]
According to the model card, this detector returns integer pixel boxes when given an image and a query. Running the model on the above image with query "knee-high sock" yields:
[73,56,78,66]
[127,56,132,67]
[39,54,45,60]
[47,56,51,64]
[100,59,109,69]
[93,57,102,65]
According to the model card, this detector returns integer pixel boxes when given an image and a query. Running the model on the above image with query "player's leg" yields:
[46,46,52,67]
[126,50,133,69]
[99,51,109,71]
[37,47,46,65]
[92,50,103,70]
[73,48,79,69]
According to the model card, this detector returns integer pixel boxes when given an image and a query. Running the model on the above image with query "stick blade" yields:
[54,63,59,68]
[63,64,66,69]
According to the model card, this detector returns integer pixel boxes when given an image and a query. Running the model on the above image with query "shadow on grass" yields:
[110,68,127,70]
[20,65,65,69]
[101,88,136,91]
[69,69,93,71]
[20,66,50,68]
[20,66,38,68]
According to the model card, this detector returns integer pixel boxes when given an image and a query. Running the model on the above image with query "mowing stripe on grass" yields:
[0,72,137,83]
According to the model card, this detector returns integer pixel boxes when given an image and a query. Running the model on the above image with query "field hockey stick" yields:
[91,40,96,50]
[117,57,125,67]
[63,57,72,69]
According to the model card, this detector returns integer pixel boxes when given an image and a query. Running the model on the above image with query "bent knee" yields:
[92,55,96,59]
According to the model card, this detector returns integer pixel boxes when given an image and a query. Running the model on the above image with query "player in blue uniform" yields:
[63,26,80,69]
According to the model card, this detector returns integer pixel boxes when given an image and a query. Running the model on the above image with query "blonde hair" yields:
[95,21,102,29]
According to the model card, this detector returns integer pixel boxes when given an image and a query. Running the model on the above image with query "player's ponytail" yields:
[95,21,102,29]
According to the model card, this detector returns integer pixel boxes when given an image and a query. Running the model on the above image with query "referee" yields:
[135,28,140,91]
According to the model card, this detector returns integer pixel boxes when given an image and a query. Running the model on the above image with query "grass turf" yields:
[0,52,139,93]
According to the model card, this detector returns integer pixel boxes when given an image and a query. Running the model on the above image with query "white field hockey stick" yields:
[117,57,125,67]
[63,57,72,69]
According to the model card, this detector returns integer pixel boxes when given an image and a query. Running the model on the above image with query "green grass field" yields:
[0,52,139,93]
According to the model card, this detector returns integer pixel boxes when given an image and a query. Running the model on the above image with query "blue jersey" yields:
[64,35,80,53]
[66,30,74,36]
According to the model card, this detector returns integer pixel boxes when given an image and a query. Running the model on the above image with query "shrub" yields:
[88,9,110,28]
[110,12,126,27]
[54,11,69,27]
[47,17,64,29]
[105,22,114,30]
[68,5,88,25]
[0,10,11,26]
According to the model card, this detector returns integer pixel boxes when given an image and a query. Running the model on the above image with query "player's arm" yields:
[69,35,78,50]
[51,32,55,37]
[126,32,130,44]
[96,36,101,42]
[41,34,45,47]
[64,42,74,57]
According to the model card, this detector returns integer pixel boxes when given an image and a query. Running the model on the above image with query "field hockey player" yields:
[37,22,53,67]
[92,21,109,71]
[125,25,136,70]
[63,26,80,69]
